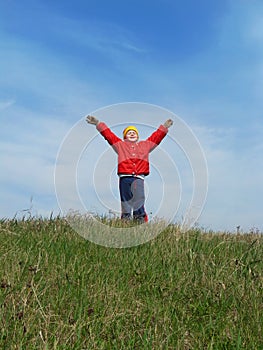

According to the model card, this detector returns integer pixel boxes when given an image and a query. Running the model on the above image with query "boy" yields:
[86,115,173,222]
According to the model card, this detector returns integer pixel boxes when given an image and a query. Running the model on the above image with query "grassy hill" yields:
[0,217,262,349]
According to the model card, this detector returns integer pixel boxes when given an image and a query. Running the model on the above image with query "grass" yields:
[0,216,263,349]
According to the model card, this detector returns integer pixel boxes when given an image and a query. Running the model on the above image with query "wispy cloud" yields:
[192,123,263,231]
[0,104,73,217]
[0,99,15,110]
[51,16,148,67]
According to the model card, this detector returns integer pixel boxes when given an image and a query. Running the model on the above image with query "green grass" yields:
[0,217,263,349]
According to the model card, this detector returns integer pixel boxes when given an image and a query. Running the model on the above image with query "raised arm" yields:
[146,119,173,152]
[86,115,99,125]
[86,115,121,147]
[163,119,173,129]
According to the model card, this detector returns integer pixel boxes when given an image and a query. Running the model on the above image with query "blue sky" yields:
[1,0,263,232]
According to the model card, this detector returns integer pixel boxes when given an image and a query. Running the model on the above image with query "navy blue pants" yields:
[119,176,147,221]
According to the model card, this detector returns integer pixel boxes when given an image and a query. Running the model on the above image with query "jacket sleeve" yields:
[146,125,168,152]
[96,122,121,150]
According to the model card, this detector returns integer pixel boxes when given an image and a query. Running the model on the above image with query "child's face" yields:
[125,130,138,143]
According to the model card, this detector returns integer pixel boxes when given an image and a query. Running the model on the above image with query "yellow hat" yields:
[123,125,139,139]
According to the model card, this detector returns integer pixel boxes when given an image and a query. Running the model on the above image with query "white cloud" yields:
[0,99,15,110]
[0,32,114,119]
[51,16,147,57]
[0,106,74,217]
[192,124,263,232]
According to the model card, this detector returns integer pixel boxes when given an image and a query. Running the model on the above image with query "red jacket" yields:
[96,122,168,176]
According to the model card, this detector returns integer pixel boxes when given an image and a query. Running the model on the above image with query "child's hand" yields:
[86,115,99,125]
[163,119,173,128]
